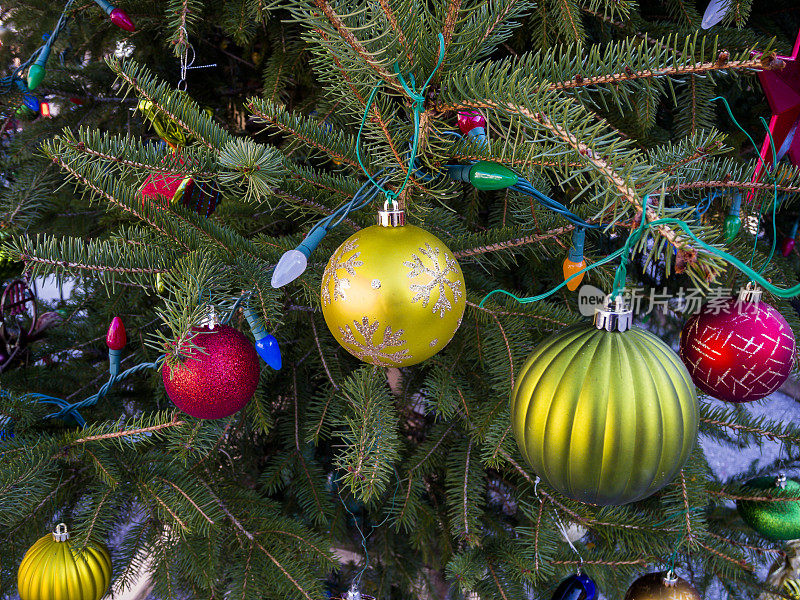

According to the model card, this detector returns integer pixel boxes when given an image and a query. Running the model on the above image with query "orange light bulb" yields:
[562,258,586,291]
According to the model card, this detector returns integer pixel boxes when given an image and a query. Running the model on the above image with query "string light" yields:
[562,228,586,291]
[272,36,447,288]
[105,317,127,377]
[92,0,136,32]
[243,305,281,370]
[724,193,742,242]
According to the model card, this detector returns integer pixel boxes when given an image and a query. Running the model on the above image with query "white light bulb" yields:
[271,249,308,288]
[701,0,730,29]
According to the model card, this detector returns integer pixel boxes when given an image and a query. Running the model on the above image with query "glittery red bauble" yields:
[679,298,796,403]
[162,325,260,419]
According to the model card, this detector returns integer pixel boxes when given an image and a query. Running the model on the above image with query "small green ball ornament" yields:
[737,474,800,540]
[510,301,699,506]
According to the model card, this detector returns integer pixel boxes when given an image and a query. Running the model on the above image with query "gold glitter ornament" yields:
[321,203,465,367]
[623,572,701,600]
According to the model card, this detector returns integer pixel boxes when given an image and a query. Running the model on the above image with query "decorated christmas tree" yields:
[4,1,800,599]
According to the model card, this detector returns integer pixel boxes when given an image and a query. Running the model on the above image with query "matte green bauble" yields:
[737,475,800,540]
[510,322,699,506]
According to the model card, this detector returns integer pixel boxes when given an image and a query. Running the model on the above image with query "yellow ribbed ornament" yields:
[17,524,112,600]
[321,209,465,367]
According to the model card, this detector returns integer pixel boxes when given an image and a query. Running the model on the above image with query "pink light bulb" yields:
[782,238,796,257]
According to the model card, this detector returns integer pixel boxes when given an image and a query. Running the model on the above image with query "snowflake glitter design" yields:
[321,238,363,306]
[339,316,411,366]
[403,243,463,317]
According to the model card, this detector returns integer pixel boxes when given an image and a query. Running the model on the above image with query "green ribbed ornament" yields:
[510,323,699,506]
[737,475,800,540]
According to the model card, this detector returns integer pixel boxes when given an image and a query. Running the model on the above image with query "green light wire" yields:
[713,95,779,273]
[480,98,791,310]
[480,214,800,310]
[355,33,446,204]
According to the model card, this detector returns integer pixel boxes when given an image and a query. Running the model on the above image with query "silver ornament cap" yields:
[377,199,404,228]
[738,282,762,304]
[52,523,70,542]
[594,295,633,332]
[663,570,678,587]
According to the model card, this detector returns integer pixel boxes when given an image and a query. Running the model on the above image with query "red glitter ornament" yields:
[162,325,260,419]
[679,295,796,403]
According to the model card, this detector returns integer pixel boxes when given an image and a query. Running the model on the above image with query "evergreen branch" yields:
[313,27,368,105]
[156,477,216,524]
[378,0,412,62]
[291,366,326,516]
[665,180,800,194]
[309,313,340,390]
[258,529,333,561]
[556,0,582,43]
[705,531,785,557]
[462,441,473,541]
[466,302,571,328]
[206,486,317,600]
[108,59,222,151]
[47,154,189,250]
[443,0,463,53]
[550,558,650,565]
[139,481,189,531]
[453,224,574,258]
[20,254,167,275]
[700,417,800,444]
[73,143,215,179]
[680,471,694,542]
[247,103,360,167]
[487,561,511,600]
[477,0,523,47]
[69,417,185,446]
[549,55,771,91]
[450,154,583,169]
[84,450,119,487]
[708,491,800,503]
[311,0,402,91]
[698,541,753,571]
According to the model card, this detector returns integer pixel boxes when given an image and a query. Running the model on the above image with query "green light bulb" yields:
[723,214,741,243]
[27,65,45,90]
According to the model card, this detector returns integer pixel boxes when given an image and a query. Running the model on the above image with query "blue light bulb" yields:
[244,306,282,370]
[255,334,282,370]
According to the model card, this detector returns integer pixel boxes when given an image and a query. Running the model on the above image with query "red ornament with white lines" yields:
[679,297,796,403]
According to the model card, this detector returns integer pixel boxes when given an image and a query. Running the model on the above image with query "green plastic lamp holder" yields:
[568,228,585,262]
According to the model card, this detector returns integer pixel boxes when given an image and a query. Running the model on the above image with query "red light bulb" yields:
[457,111,486,135]
[109,8,136,32]
[106,317,127,350]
